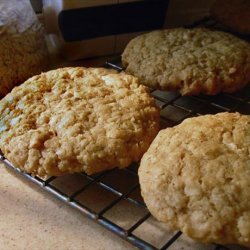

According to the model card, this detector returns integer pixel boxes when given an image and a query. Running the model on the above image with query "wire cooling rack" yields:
[1,59,250,249]
[1,18,250,250]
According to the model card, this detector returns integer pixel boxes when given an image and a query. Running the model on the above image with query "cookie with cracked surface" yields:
[122,28,250,95]
[0,67,160,177]
[139,112,250,246]
[211,0,250,35]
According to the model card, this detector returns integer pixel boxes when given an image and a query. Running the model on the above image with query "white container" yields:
[43,0,169,60]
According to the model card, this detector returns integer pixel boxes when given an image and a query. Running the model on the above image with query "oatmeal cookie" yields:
[0,67,160,176]
[211,0,250,35]
[139,112,250,246]
[122,28,250,95]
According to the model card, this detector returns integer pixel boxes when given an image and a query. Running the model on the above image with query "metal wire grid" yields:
[1,154,184,250]
[1,19,250,250]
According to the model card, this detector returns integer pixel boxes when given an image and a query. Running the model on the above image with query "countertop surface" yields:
[0,165,134,250]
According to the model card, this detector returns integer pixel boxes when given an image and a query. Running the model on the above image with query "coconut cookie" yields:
[0,67,160,177]
[139,112,250,246]
[211,0,250,35]
[122,28,250,95]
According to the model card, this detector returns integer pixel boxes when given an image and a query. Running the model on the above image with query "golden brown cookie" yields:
[211,0,250,35]
[122,28,250,95]
[139,112,250,246]
[0,67,160,177]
